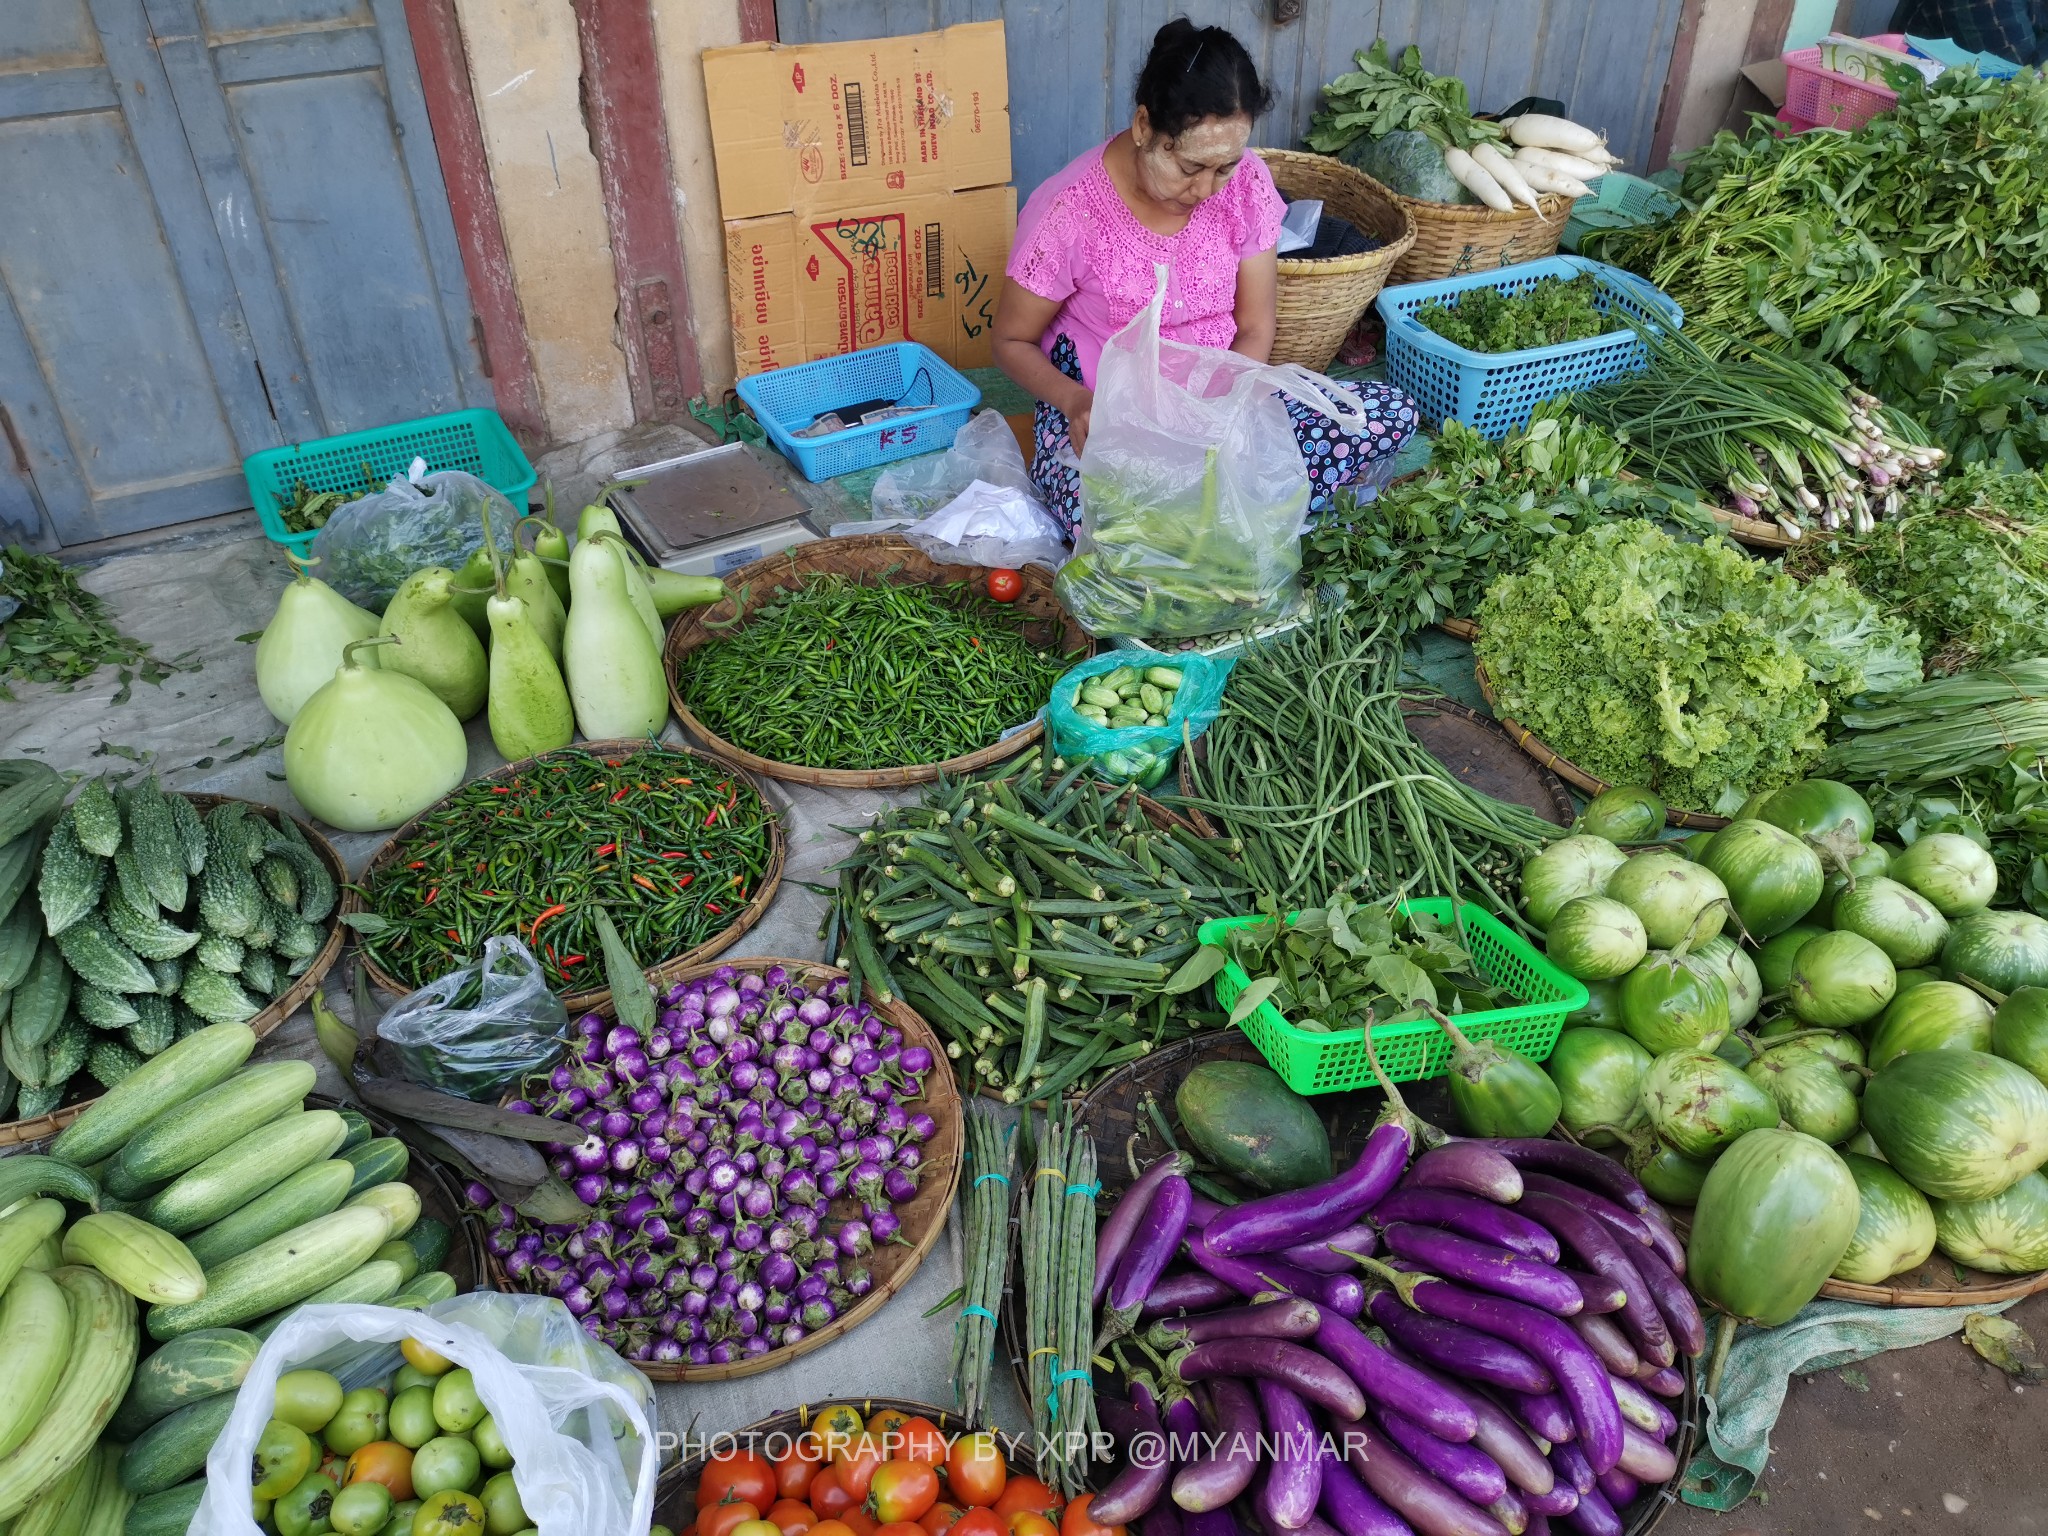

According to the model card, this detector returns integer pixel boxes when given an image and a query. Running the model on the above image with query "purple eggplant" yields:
[1518,1190,1675,1372]
[1594,1466,1639,1509]
[1171,1376,1261,1512]
[1181,1512,1244,1536]
[1104,1175,1195,1342]
[1277,1221,1376,1273]
[1628,1242,1705,1359]
[1175,1338,1366,1421]
[1319,1449,1415,1536]
[1290,1517,1343,1536]
[1488,1140,1650,1213]
[1096,1153,1195,1304]
[1254,1380,1324,1530]
[1187,1233,1364,1318]
[1206,1120,1411,1257]
[1141,1270,1240,1320]
[1139,1505,1183,1536]
[1500,1388,1576,1446]
[1407,1142,1524,1204]
[1526,1482,1579,1518]
[1372,1188,1561,1264]
[1634,1204,1686,1276]
[1548,1441,1595,1495]
[1366,1291,1554,1395]
[1567,1312,1639,1378]
[1488,1485,1529,1536]
[1186,1191,1224,1229]
[1384,1346,1558,1497]
[1561,1483,1622,1536]
[1518,1171,1658,1253]
[1610,1374,1677,1440]
[1615,1424,1676,1484]
[1375,1406,1508,1505]
[1381,1224,1584,1315]
[1635,1363,1685,1399]
[1093,1377,1171,1524]
[1314,1313,1477,1443]
[1154,1297,1321,1345]
[1562,1270,1627,1315]
[1348,1432,1512,1536]
[1096,1395,1149,1445]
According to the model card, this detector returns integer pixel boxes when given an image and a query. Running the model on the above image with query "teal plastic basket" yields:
[1561,173,1682,252]
[243,408,535,556]
[1198,898,1586,1095]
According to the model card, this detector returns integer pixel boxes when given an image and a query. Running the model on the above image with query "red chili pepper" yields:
[531,903,568,947]
[659,851,688,860]
[594,842,618,856]
[446,929,460,941]
[407,861,425,870]
[610,786,631,803]
[972,636,983,649]
[825,638,834,650]
[632,874,657,893]
[425,888,439,905]
[490,786,512,794]
[703,809,719,827]
[561,953,585,967]
[677,874,694,888]
[706,903,723,914]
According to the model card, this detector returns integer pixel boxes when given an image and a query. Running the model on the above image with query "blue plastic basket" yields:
[1377,256,1682,439]
[243,407,535,556]
[737,343,980,482]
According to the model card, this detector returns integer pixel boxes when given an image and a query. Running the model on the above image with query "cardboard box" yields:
[704,21,1014,377]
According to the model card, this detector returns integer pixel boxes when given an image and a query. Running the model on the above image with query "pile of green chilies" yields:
[1019,1105,1098,1497]
[823,744,1243,1100]
[1176,609,1557,915]
[357,747,778,991]
[950,1102,1016,1423]
[673,573,1077,770]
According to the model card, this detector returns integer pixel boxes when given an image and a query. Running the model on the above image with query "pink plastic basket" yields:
[1782,33,1912,130]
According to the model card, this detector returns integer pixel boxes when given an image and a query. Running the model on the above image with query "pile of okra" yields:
[825,744,1248,1102]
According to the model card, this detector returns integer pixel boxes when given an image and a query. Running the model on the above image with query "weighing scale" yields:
[603,441,822,578]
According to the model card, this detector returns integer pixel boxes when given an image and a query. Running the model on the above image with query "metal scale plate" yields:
[604,442,821,578]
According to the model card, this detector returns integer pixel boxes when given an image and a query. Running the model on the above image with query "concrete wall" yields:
[650,0,743,403]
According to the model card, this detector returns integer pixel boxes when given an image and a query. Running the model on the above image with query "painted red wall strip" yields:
[400,0,547,446]
[738,0,777,44]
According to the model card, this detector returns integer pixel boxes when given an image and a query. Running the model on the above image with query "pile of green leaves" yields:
[1215,894,1511,1036]
[1305,39,1501,155]
[1415,276,1618,354]
[1473,520,1921,814]
[1785,463,2048,674]
[1589,69,2048,470]
[0,545,196,702]
[1869,762,2048,918]
[1305,402,1723,637]
[274,467,381,535]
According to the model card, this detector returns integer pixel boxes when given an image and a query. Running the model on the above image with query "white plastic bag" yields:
[306,469,521,610]
[856,411,1070,570]
[871,410,1037,520]
[195,1294,656,1536]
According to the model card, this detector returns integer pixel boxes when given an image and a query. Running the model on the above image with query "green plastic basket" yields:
[243,407,535,555]
[1198,898,1586,1095]
[1561,173,1682,253]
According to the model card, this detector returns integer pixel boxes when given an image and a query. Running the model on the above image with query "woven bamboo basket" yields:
[305,1092,494,1296]
[0,793,355,1147]
[1365,165,1574,285]
[485,957,962,1382]
[354,739,784,1017]
[1474,661,1731,830]
[663,534,1093,789]
[1255,149,1416,371]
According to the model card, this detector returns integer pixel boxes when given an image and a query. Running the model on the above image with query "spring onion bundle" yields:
[1825,661,2048,784]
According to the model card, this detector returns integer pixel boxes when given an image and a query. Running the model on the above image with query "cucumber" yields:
[24,1234,64,1270]
[51,1023,258,1167]
[11,940,73,1050]
[0,902,42,992]
[110,1060,316,1186]
[107,1329,259,1442]
[249,1257,405,1339]
[0,1156,102,1213]
[337,1108,374,1152]
[345,1182,420,1240]
[372,1238,421,1285]
[146,1205,390,1340]
[117,1393,237,1496]
[0,1266,139,1521]
[181,1158,355,1271]
[340,1137,409,1197]
[76,1440,133,1536]
[62,1213,206,1306]
[0,1199,67,1298]
[394,1215,452,1275]
[142,1109,348,1235]
[0,826,47,925]
[119,1479,202,1536]
[387,1269,458,1311]
[0,1267,70,1461]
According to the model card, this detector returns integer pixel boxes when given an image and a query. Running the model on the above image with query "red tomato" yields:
[700,1452,777,1513]
[832,1436,886,1500]
[987,569,1022,603]
[895,1419,949,1471]
[866,1409,912,1442]
[949,1514,1005,1536]
[839,1510,880,1536]
[866,1460,940,1524]
[810,1525,858,1536]
[699,1502,764,1536]
[874,1525,927,1536]
[919,1503,968,1535]
[943,1434,1006,1509]
[774,1438,824,1501]
[1008,1516,1059,1536]
[344,1442,415,1502]
[1059,1496,1125,1536]
[810,1467,859,1521]
[991,1480,1059,1521]
[766,1500,817,1536]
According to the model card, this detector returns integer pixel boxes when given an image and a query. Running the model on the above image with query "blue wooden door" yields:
[0,0,488,547]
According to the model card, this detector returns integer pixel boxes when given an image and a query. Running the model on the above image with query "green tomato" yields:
[392,1364,439,1397]
[469,1415,512,1471]
[255,1496,275,1525]
[331,1482,394,1536]
[478,1473,526,1536]
[411,1437,482,1500]
[275,1468,340,1536]
[327,1388,390,1458]
[431,1369,485,1435]
[390,1387,439,1450]
[377,1500,423,1536]
[414,1491,486,1536]
[276,1370,346,1434]
[255,1421,317,1500]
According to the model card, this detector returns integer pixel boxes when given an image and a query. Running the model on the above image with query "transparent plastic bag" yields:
[375,935,569,1101]
[195,1294,656,1536]
[857,412,1069,569]
[1046,650,1234,787]
[871,410,1036,520]
[307,468,521,610]
[1055,266,1368,639]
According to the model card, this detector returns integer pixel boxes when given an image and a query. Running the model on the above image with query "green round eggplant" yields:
[1687,1127,1860,1327]
[1863,1049,2048,1201]
[1748,1047,1861,1144]
[1619,949,1731,1055]
[1567,976,1628,1030]
[1442,1023,1563,1138]
[1812,844,1892,928]
[1833,1152,1937,1284]
[1576,787,1666,845]
[1755,924,1828,997]
[1544,1028,1653,1146]
[1865,980,1993,1071]
[1991,986,2048,1085]
[1756,779,1875,848]
[1831,877,1949,969]
[1694,935,1761,1030]
[1631,1139,1716,1207]
[1932,1171,2048,1274]
[1699,819,1824,940]
[1521,835,1628,929]
[1893,967,1943,995]
[1640,1048,1780,1160]
[1606,852,1729,951]
[1942,909,2048,997]
[1545,896,1648,982]
[1892,833,1998,917]
[1788,929,1896,1028]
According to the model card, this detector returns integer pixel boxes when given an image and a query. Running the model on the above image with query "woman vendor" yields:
[992,18,1419,534]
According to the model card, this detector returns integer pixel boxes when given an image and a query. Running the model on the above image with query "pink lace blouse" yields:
[1006,141,1286,389]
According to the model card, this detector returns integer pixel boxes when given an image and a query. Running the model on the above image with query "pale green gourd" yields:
[448,545,494,639]
[576,502,622,542]
[256,555,380,726]
[595,533,665,652]
[520,511,572,607]
[486,580,574,761]
[563,537,667,739]
[283,637,467,832]
[506,545,566,663]
[376,567,488,721]
[643,566,727,618]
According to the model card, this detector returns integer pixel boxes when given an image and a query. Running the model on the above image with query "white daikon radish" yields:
[1512,145,1611,183]
[1518,163,1595,200]
[1470,142,1541,211]
[1506,113,1606,156]
[1443,146,1514,211]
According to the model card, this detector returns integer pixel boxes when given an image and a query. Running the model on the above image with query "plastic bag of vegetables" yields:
[1055,266,1350,639]
[307,470,522,610]
[1045,649,1233,787]
[374,935,569,1101]
[192,1292,655,1536]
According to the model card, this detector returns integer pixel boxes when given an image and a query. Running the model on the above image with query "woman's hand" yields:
[1066,389,1095,456]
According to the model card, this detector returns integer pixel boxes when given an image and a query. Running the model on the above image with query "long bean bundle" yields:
[1020,1105,1098,1497]
[673,573,1077,769]
[952,1102,1016,1423]
[1175,610,1557,913]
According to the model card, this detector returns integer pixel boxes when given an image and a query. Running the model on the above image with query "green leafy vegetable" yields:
[1414,276,1617,354]
[0,545,198,701]
[1306,39,1503,157]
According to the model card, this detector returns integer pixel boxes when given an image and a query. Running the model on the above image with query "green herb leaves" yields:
[1414,275,1618,354]
[0,545,199,702]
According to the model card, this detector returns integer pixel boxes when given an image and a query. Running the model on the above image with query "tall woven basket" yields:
[1254,149,1415,371]
[1363,164,1574,285]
